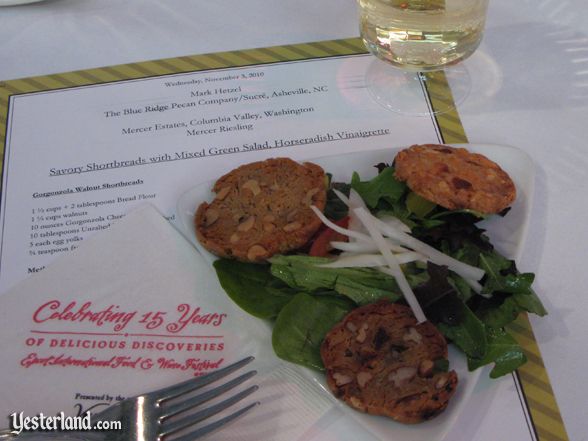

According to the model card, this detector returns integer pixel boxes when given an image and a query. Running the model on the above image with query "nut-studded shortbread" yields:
[320,301,458,424]
[195,158,327,262]
[394,144,516,214]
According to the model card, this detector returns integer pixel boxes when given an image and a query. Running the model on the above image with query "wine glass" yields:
[357,0,490,116]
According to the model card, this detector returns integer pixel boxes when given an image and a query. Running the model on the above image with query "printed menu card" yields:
[0,38,567,440]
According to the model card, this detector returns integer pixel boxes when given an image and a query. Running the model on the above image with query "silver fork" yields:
[2,356,259,441]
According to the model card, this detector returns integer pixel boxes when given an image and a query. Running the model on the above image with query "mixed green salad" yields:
[212,163,547,378]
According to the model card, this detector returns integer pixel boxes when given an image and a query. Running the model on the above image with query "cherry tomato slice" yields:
[309,216,350,257]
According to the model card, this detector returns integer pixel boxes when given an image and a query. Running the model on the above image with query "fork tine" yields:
[150,356,254,402]
[161,384,259,437]
[161,370,257,419]
[171,401,260,441]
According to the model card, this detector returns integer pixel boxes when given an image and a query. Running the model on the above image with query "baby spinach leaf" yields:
[419,218,447,229]
[451,241,484,268]
[512,288,548,316]
[350,167,406,209]
[377,206,417,229]
[436,297,488,359]
[482,266,536,296]
[213,259,298,319]
[480,252,535,294]
[467,327,526,378]
[272,293,354,370]
[479,252,520,294]
[269,255,401,305]
[476,290,547,328]
[406,191,437,217]
[475,250,547,327]
[447,274,474,302]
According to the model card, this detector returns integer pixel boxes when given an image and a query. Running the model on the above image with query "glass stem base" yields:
[365,57,472,116]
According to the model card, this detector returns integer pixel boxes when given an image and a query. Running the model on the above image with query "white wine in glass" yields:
[358,0,489,115]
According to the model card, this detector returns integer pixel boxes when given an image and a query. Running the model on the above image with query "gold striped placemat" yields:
[0,37,567,441]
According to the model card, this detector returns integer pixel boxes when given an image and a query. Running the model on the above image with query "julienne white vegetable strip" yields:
[369,215,485,283]
[375,214,412,234]
[329,239,409,254]
[463,277,484,295]
[333,188,353,205]
[310,202,485,295]
[317,251,425,268]
[332,188,366,237]
[332,185,483,282]
[334,188,412,235]
[354,207,427,324]
[324,228,481,290]
[310,205,372,242]
[332,188,351,206]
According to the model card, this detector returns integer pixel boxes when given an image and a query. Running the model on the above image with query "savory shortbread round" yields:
[195,158,327,262]
[394,144,516,214]
[321,301,458,424]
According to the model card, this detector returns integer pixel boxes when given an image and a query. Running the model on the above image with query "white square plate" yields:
[176,143,535,441]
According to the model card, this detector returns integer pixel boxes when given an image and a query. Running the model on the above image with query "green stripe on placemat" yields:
[0,37,569,441]
[0,37,367,93]
[422,70,468,143]
[509,314,570,441]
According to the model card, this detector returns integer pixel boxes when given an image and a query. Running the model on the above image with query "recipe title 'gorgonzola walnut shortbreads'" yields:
[321,301,458,424]
[394,144,516,214]
[195,158,327,262]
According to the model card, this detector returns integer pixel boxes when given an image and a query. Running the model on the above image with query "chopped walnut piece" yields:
[247,244,267,261]
[418,360,434,377]
[403,327,422,344]
[356,323,369,343]
[357,372,373,388]
[242,179,261,196]
[204,209,219,226]
[237,216,256,232]
[435,375,449,389]
[346,322,358,333]
[333,372,353,386]
[349,396,364,410]
[389,366,417,388]
[263,222,276,232]
[215,186,231,201]
[283,222,302,232]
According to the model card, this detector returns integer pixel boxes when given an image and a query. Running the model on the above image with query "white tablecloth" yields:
[1,1,587,439]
